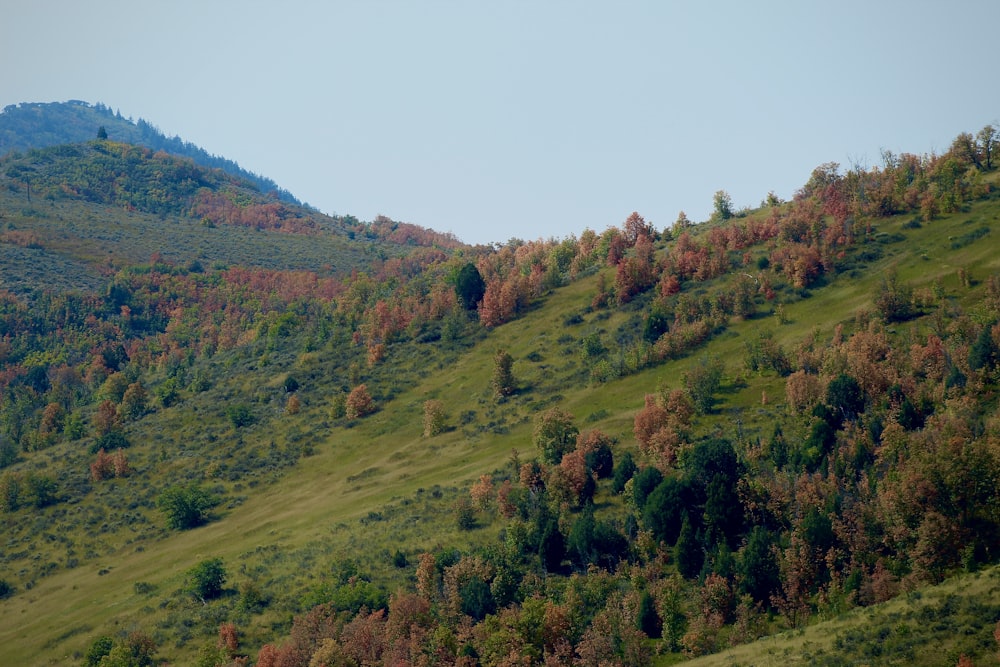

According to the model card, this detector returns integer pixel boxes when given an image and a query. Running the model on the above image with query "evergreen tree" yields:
[675,513,703,579]
[454,262,486,310]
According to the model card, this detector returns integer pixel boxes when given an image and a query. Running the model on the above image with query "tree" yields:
[643,478,688,545]
[38,402,64,438]
[738,527,779,607]
[873,271,915,323]
[637,590,662,638]
[968,323,1000,372]
[188,557,227,601]
[226,403,255,428]
[825,374,864,424]
[345,384,375,419]
[712,190,734,221]
[423,399,447,436]
[98,631,157,667]
[25,472,58,508]
[612,451,637,494]
[119,381,150,421]
[454,262,486,310]
[96,125,108,140]
[977,124,996,170]
[675,513,703,578]
[533,408,578,464]
[491,348,516,399]
[682,356,725,414]
[94,399,121,436]
[158,484,215,529]
[84,635,114,667]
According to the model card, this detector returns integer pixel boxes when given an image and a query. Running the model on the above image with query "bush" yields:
[188,557,226,601]
[157,484,215,530]
[226,404,255,428]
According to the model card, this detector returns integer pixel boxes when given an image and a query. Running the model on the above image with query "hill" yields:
[0,138,460,300]
[0,123,999,666]
[0,100,301,205]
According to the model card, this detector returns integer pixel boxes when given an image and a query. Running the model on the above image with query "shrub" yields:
[345,384,375,419]
[226,403,255,428]
[188,557,227,601]
[157,484,215,530]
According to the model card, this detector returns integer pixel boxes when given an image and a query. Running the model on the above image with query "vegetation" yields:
[0,112,999,665]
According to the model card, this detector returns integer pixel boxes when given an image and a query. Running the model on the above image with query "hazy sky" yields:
[3,1,999,245]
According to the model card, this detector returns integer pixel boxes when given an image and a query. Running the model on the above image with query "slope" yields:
[1,127,999,665]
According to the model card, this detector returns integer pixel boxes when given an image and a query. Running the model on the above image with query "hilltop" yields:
[0,119,999,666]
[0,101,300,205]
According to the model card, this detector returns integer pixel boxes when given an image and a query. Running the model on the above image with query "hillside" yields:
[0,101,300,205]
[1,124,999,666]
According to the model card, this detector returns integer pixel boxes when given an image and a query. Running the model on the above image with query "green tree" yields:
[84,635,114,667]
[492,348,516,399]
[712,189,734,221]
[674,513,703,578]
[738,526,779,606]
[873,270,915,323]
[97,631,157,667]
[538,517,566,571]
[188,557,227,601]
[157,484,215,530]
[226,403,255,428]
[682,355,725,414]
[533,408,578,464]
[611,450,636,494]
[825,374,864,424]
[96,125,108,140]
[969,324,999,371]
[643,478,687,545]
[25,472,58,508]
[454,262,486,310]
[637,590,661,638]
[977,124,996,170]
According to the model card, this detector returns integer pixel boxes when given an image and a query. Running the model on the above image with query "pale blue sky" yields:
[3,1,998,245]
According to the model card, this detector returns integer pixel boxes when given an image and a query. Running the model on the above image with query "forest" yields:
[0,116,999,666]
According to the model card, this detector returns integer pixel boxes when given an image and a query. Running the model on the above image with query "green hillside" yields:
[1,124,999,666]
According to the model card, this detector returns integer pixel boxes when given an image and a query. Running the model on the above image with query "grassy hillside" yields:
[1,128,1000,665]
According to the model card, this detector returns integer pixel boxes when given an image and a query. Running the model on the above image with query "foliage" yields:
[422,399,447,437]
[491,348,516,399]
[682,355,725,413]
[157,484,216,530]
[188,557,227,601]
[454,262,486,310]
[345,384,375,419]
[532,408,579,464]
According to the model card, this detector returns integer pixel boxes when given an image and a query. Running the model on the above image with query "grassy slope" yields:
[677,565,1000,667]
[0,188,391,298]
[2,192,1000,664]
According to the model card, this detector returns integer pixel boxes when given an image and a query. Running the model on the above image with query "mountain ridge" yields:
[0,100,303,206]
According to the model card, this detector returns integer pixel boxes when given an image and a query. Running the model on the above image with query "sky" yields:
[3,1,999,246]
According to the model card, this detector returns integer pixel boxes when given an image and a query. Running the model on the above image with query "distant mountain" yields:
[0,100,302,206]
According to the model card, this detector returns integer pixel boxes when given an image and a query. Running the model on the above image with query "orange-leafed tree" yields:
[345,384,375,419]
